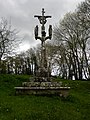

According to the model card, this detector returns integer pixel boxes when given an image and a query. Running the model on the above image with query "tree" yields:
[26,48,38,75]
[76,0,90,79]
[0,18,19,61]
[53,0,90,80]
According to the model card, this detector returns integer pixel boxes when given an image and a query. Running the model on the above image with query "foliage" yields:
[0,48,38,75]
[0,74,90,120]
[53,0,90,80]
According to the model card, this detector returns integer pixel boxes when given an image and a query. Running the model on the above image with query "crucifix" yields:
[34,8,52,78]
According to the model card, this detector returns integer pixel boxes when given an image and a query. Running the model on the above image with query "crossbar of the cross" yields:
[34,15,51,18]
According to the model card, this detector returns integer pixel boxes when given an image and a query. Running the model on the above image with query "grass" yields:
[0,74,90,120]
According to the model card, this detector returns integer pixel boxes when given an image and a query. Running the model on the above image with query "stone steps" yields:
[14,86,70,97]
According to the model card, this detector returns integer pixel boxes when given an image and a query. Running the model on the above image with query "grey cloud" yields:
[0,0,85,49]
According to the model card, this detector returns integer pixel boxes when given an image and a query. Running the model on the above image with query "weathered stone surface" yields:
[14,86,70,97]
[22,81,63,88]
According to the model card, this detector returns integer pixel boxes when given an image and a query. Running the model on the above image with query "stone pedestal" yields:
[15,80,70,97]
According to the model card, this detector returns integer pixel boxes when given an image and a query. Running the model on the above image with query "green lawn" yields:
[0,74,90,120]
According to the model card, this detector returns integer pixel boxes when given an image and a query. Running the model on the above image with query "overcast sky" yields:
[0,0,85,51]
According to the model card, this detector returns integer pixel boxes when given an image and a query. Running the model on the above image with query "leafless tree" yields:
[53,0,90,80]
[0,18,20,61]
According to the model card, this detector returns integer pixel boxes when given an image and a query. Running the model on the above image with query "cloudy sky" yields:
[0,0,85,51]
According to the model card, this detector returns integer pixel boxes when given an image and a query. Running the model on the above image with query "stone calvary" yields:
[14,8,70,97]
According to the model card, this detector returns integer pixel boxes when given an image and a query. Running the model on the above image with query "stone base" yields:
[34,77,51,82]
[14,86,70,98]
[22,81,62,87]
[14,78,70,97]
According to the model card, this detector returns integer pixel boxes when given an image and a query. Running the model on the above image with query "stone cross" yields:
[34,8,52,78]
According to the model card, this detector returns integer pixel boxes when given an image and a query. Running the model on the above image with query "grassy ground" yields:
[0,74,90,120]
